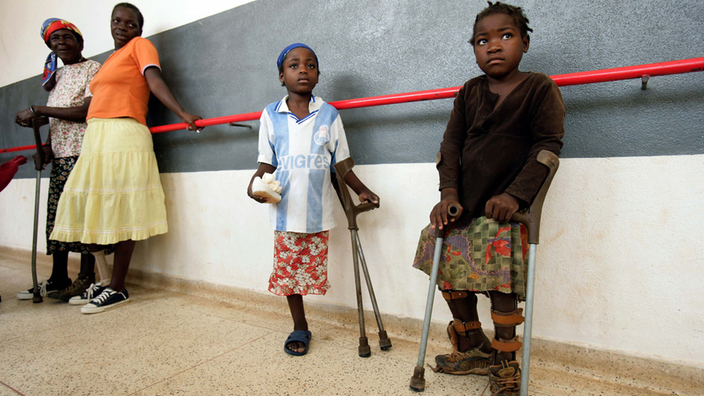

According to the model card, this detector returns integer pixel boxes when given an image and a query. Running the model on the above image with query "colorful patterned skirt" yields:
[49,118,168,245]
[268,230,330,296]
[46,157,89,254]
[412,217,529,299]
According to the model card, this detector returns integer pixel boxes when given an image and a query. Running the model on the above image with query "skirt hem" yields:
[50,223,167,245]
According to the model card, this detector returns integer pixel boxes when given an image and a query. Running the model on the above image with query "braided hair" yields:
[471,2,532,46]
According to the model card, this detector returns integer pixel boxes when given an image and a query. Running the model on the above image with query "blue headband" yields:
[277,43,318,69]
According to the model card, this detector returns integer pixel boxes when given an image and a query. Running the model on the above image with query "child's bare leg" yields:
[286,294,308,353]
[445,291,492,353]
[489,291,522,363]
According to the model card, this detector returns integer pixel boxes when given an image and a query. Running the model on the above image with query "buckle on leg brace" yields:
[447,319,482,351]
[452,319,482,333]
[490,308,525,353]
[491,308,525,328]
[491,336,523,352]
[442,290,469,300]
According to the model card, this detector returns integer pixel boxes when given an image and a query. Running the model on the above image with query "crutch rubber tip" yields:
[358,337,371,358]
[378,330,392,350]
[32,295,42,303]
[409,366,425,392]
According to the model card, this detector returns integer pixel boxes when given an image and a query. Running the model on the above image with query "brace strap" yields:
[442,290,469,300]
[451,318,482,334]
[492,336,523,352]
[491,308,525,328]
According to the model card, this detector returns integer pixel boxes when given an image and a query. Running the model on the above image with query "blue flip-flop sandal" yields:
[284,330,312,356]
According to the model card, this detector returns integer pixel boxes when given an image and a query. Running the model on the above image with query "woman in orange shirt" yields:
[51,2,202,313]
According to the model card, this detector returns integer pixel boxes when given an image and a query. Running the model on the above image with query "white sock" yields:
[92,250,111,286]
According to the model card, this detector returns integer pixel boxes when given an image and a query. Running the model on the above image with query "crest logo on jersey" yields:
[314,125,330,146]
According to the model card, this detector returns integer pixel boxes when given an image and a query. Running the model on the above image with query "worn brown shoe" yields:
[489,360,521,395]
[48,276,94,302]
[432,348,491,375]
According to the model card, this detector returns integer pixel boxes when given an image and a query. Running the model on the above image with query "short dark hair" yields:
[112,2,144,31]
[471,1,532,46]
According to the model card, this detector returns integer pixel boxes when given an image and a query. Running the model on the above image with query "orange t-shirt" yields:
[87,37,161,126]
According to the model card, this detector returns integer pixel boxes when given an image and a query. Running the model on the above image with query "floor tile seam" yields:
[479,380,490,395]
[0,380,24,396]
[125,331,278,396]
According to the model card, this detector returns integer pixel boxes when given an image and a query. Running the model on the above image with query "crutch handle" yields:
[333,157,379,230]
[447,204,460,218]
[510,150,560,244]
[431,203,460,239]
[31,117,50,171]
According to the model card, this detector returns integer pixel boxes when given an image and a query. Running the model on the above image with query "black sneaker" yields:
[16,278,71,300]
[69,283,105,305]
[48,276,95,302]
[81,288,129,314]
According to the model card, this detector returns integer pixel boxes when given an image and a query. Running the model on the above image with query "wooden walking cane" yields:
[29,116,50,303]
[410,150,559,393]
[332,157,392,357]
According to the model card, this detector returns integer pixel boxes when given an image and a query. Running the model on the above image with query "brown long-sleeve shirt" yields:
[437,72,565,221]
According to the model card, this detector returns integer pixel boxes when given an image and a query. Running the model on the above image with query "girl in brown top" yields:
[412,3,564,395]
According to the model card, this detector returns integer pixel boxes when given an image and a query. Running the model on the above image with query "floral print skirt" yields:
[268,230,330,296]
[46,157,89,255]
[412,217,529,299]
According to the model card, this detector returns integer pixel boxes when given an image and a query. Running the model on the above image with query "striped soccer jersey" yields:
[257,95,350,233]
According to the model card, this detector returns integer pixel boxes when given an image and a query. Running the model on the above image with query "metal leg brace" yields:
[411,150,559,393]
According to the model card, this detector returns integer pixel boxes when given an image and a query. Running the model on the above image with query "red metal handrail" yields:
[2,57,702,154]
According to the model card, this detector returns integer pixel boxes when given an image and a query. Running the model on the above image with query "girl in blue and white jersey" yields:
[247,43,379,356]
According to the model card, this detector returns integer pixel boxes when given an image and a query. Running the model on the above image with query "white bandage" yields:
[252,173,282,203]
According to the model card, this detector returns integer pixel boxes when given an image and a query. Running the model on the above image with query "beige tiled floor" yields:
[1,252,701,395]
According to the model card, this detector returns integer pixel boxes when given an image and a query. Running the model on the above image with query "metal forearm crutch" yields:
[333,157,392,357]
[512,150,559,396]
[410,204,459,392]
[410,150,559,393]
[29,116,50,303]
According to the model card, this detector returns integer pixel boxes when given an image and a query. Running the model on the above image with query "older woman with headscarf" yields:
[15,18,106,302]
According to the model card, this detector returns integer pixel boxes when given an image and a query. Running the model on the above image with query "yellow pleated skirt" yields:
[50,118,168,245]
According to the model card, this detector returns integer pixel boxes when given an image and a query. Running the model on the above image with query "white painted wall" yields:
[0,0,254,88]
[2,0,703,369]
[2,157,704,367]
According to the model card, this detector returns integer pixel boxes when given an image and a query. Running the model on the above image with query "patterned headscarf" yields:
[277,43,318,70]
[40,18,83,87]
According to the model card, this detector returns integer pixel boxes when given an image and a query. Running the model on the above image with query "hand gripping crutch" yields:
[409,203,459,392]
[410,150,559,392]
[332,157,392,357]
[29,116,50,303]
